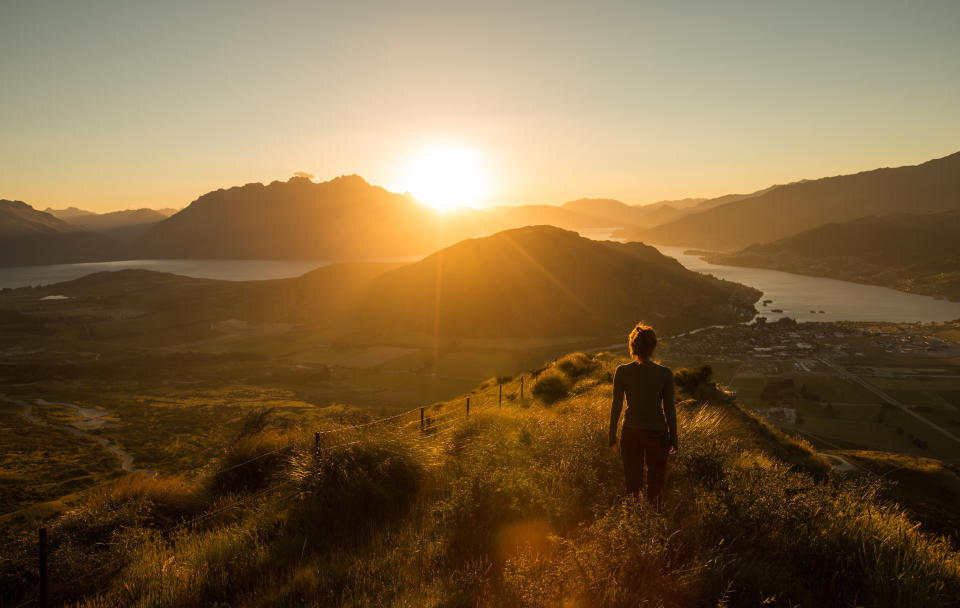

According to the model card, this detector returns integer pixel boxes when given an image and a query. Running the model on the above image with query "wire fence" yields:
[12,380,523,608]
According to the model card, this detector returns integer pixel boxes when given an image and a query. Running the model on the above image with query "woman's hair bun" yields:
[628,323,657,360]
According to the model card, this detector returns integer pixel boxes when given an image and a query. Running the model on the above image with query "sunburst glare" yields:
[398,144,493,211]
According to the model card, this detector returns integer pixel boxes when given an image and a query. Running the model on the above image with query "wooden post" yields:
[520,376,524,400]
[499,383,502,408]
[39,527,48,608]
[420,407,425,431]
[466,397,470,417]
[314,431,320,455]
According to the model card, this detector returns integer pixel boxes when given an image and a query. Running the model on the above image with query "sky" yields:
[1,0,958,212]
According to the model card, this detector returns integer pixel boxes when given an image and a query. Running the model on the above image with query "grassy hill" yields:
[707,211,960,300]
[0,200,115,266]
[622,151,960,251]
[360,226,761,337]
[3,351,958,607]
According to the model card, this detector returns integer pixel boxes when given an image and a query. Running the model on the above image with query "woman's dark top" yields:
[608,361,677,449]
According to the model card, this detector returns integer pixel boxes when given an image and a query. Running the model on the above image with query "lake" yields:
[655,245,960,324]
[2,248,959,324]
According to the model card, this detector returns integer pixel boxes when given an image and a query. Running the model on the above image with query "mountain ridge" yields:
[620,151,960,250]
[0,200,114,266]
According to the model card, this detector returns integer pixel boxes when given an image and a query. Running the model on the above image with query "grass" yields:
[3,352,959,607]
[836,450,960,542]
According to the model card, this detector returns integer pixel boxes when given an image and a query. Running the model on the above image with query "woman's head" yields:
[628,323,657,360]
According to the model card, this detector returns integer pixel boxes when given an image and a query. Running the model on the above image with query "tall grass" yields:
[4,352,958,607]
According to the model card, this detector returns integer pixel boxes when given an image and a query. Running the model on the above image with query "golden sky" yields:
[1,1,958,212]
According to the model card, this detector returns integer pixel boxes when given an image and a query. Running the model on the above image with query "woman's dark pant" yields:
[620,427,670,506]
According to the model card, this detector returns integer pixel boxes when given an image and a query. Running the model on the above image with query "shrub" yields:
[208,428,297,495]
[85,473,206,524]
[554,352,598,380]
[236,407,280,438]
[675,365,731,402]
[286,434,422,541]
[531,370,570,404]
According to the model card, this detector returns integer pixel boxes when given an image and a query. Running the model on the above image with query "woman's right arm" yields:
[663,368,678,451]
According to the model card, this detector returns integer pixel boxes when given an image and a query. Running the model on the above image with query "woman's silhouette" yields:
[609,323,677,507]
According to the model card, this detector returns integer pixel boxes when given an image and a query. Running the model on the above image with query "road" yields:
[817,357,960,445]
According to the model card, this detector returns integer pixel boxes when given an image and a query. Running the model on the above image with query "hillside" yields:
[3,352,958,608]
[708,211,960,300]
[0,200,115,266]
[621,151,960,250]
[14,260,403,336]
[357,225,761,338]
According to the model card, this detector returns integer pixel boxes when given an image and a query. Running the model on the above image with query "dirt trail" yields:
[1,394,155,475]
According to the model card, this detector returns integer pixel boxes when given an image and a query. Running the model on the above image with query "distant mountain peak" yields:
[44,205,96,219]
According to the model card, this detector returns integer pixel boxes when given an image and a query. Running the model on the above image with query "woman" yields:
[609,322,677,507]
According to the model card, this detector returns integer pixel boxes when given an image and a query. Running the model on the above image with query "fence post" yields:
[314,431,320,456]
[39,527,48,608]
[420,407,425,431]
[466,397,470,417]
[520,376,524,400]
[499,383,502,408]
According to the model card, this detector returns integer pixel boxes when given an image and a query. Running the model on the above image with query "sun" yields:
[399,144,492,211]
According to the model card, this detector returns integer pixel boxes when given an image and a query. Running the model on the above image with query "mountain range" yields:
[621,151,960,250]
[132,175,466,260]
[3,151,959,305]
[46,207,176,244]
[0,200,114,267]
